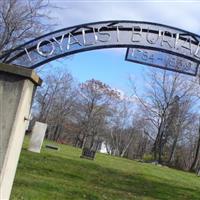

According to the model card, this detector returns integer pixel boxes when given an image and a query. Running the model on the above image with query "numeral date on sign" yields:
[131,49,194,71]
[126,48,198,76]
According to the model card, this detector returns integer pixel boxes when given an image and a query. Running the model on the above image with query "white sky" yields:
[50,0,200,34]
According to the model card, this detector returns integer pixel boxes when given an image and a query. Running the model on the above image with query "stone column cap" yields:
[0,63,42,86]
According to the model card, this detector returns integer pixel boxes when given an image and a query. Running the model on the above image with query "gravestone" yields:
[80,135,102,160]
[80,148,96,160]
[28,121,47,153]
[45,144,59,150]
[0,63,41,200]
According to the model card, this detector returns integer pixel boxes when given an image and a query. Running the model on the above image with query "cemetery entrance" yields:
[0,21,200,200]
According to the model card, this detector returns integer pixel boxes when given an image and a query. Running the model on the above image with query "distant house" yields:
[100,141,108,154]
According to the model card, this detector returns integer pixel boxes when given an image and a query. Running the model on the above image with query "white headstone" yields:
[28,121,47,153]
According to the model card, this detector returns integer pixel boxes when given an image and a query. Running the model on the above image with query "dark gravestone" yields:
[80,148,96,160]
[45,144,59,150]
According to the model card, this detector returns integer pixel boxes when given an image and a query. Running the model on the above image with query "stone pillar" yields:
[28,121,47,153]
[0,63,42,200]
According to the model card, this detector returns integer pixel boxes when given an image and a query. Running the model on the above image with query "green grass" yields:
[11,136,200,200]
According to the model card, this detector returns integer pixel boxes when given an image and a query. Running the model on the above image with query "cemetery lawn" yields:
[11,137,200,200]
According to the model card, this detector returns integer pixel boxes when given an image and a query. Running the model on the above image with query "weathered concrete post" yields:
[0,63,42,200]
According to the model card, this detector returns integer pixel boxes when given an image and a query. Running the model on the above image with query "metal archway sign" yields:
[0,20,200,76]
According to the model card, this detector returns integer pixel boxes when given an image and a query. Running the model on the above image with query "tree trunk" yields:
[190,125,200,171]
[120,137,133,157]
[153,118,164,161]
[198,169,200,176]
[167,137,178,164]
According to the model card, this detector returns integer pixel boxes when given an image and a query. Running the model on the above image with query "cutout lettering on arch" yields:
[0,21,200,71]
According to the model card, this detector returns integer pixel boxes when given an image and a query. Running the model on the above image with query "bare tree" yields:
[189,75,200,172]
[108,100,135,157]
[75,79,120,150]
[131,70,198,164]
[164,84,196,167]
[34,71,77,141]
[190,118,200,171]
[0,0,54,53]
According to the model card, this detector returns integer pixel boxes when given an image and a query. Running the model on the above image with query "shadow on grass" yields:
[11,150,200,200]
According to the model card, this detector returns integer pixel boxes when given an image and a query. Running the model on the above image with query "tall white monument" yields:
[28,121,47,153]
